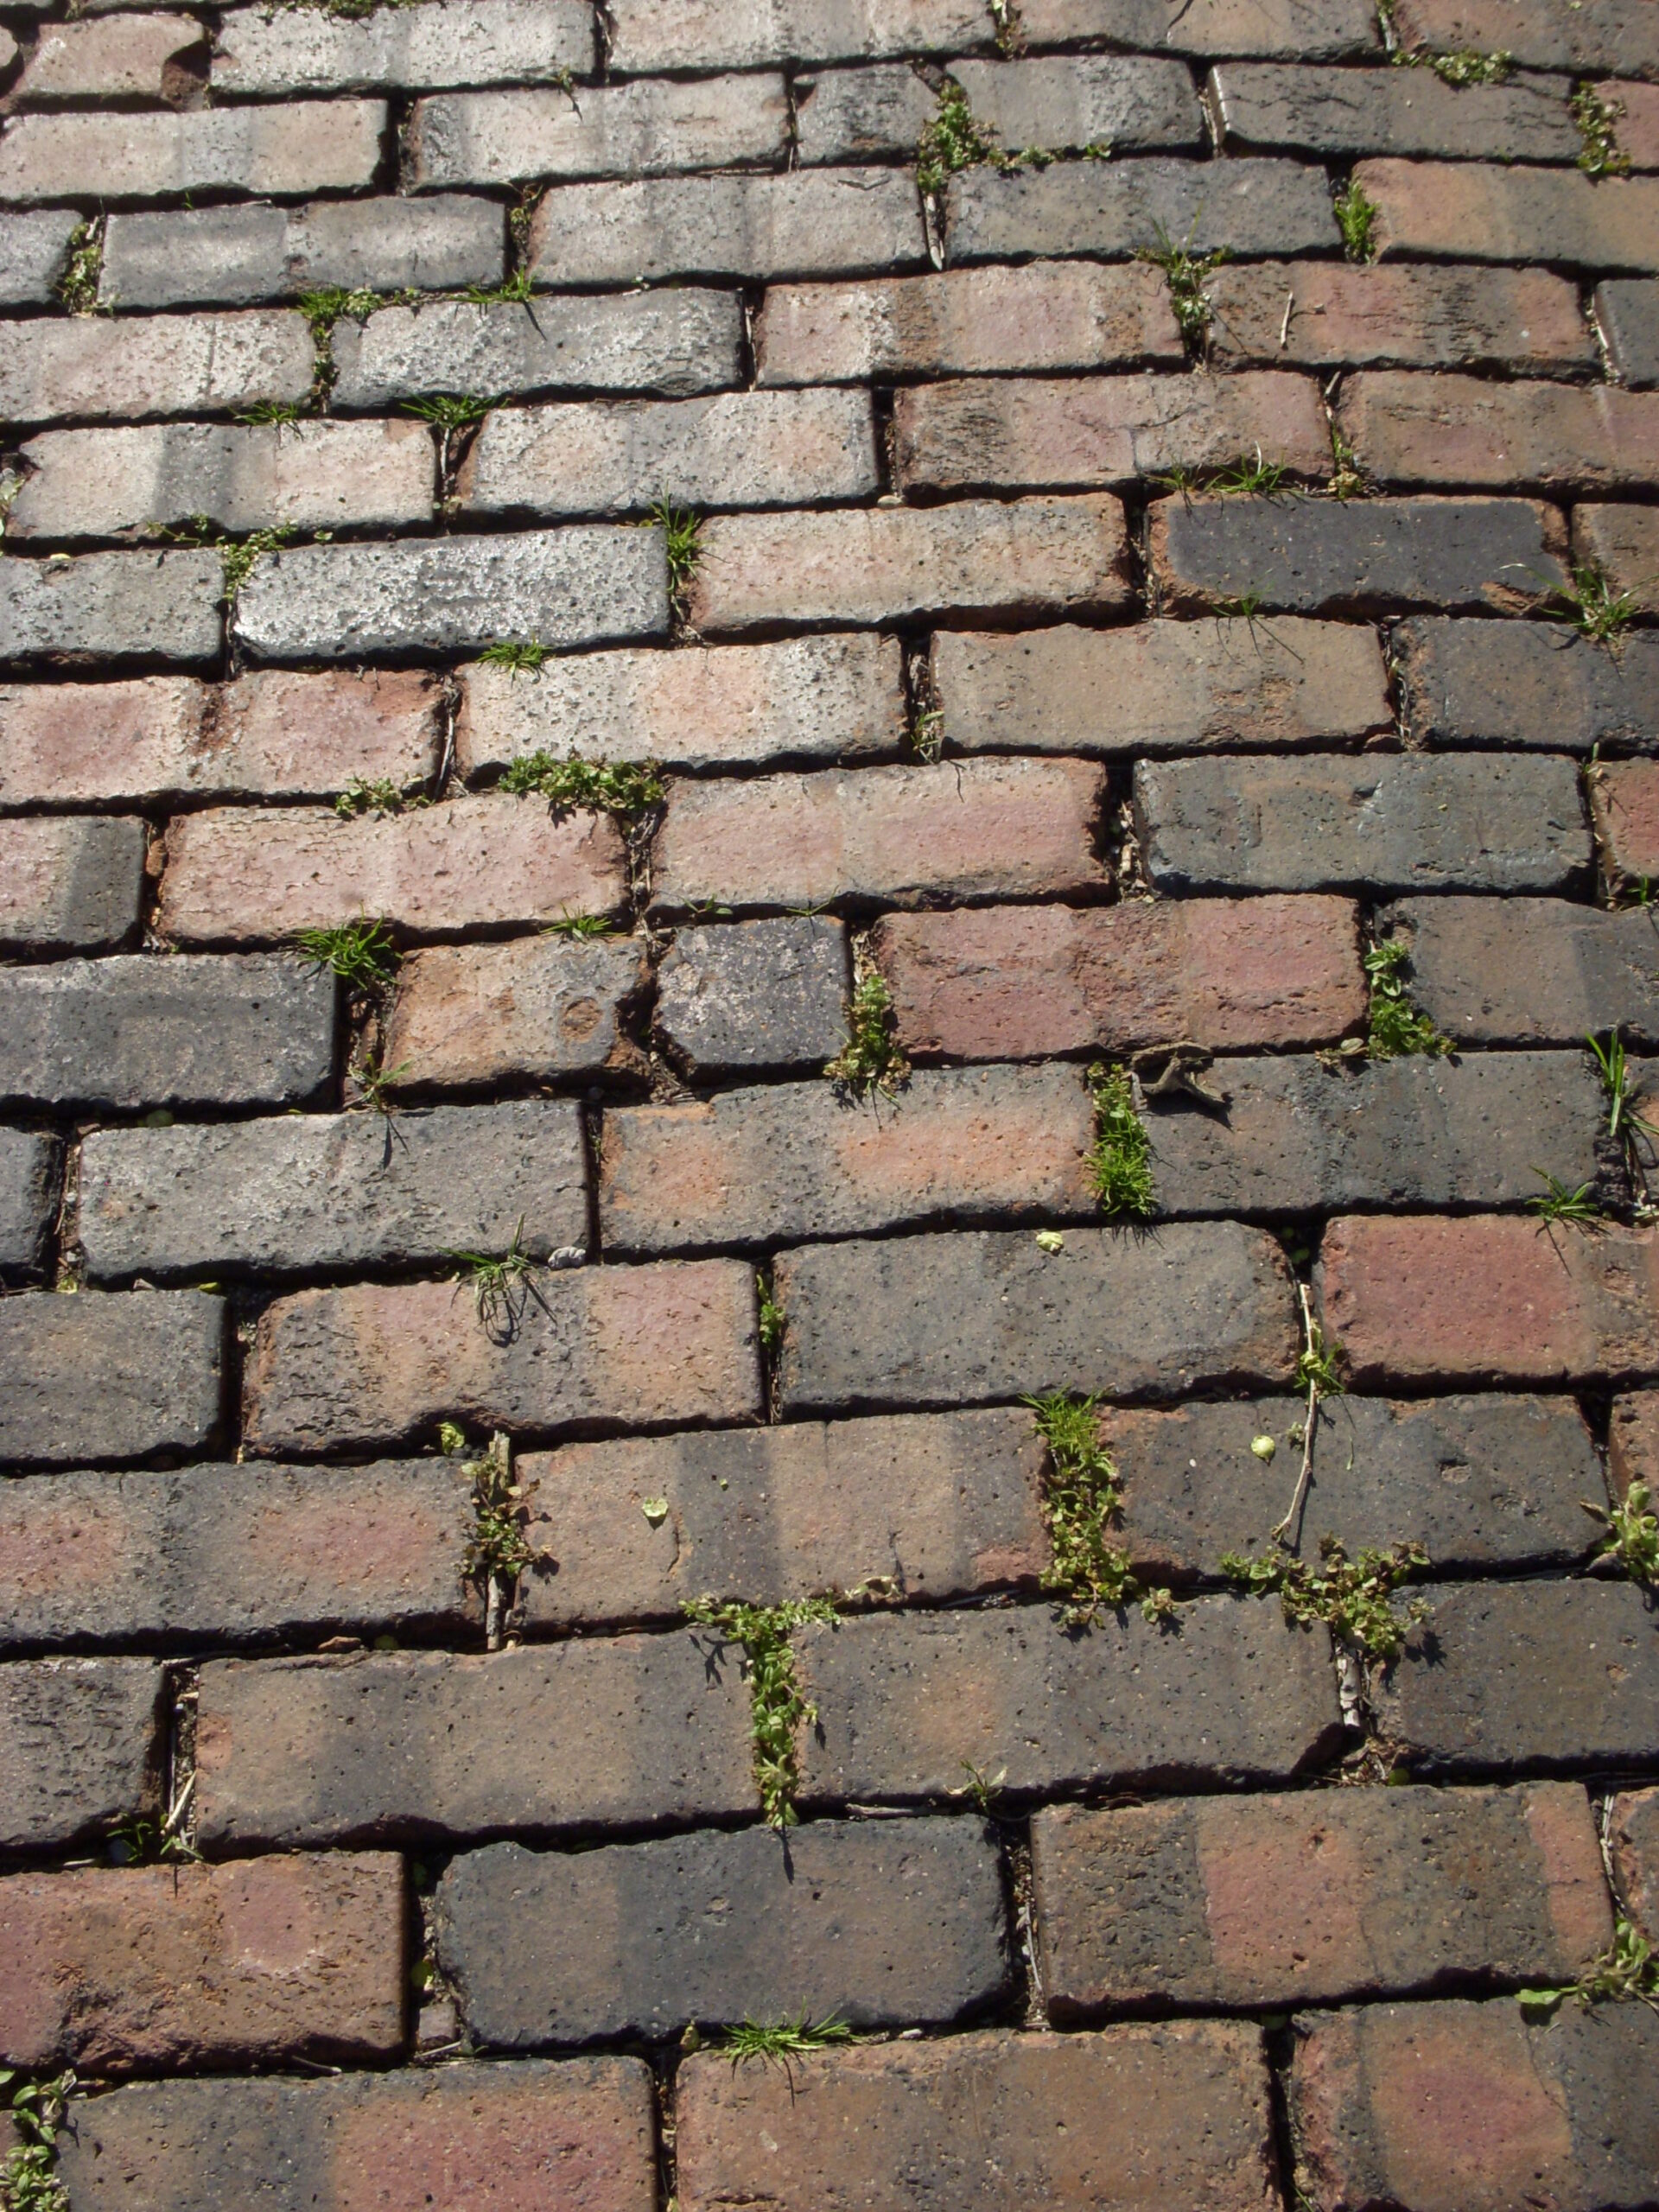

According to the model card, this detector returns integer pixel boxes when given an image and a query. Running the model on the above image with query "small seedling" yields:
[455,1428,547,1649]
[1333,177,1380,262]
[824,973,911,1098]
[757,1274,785,1358]
[543,911,613,938]
[911,706,945,764]
[335,776,423,818]
[236,398,306,425]
[1519,1917,1658,2018]
[645,498,702,598]
[479,638,547,675]
[404,392,493,429]
[1541,559,1637,646]
[351,1050,410,1116]
[297,285,385,337]
[1136,220,1229,347]
[1221,1535,1430,1662]
[448,1217,538,1337]
[1269,1280,1344,1542]
[954,1759,1009,1813]
[917,79,999,195]
[1587,1027,1654,1147]
[296,918,399,994]
[107,1783,200,1866]
[500,751,664,818]
[1210,445,1289,497]
[1328,424,1367,501]
[1529,1172,1605,1229]
[1585,1478,1659,1585]
[722,2012,855,2067]
[1571,84,1630,175]
[989,0,1025,54]
[1086,1063,1155,1219]
[199,524,295,602]
[1394,42,1511,83]
[1,2069,75,2212]
[684,1596,836,1827]
[56,223,103,315]
[1363,939,1450,1059]
[1025,1392,1172,1628]
[464,268,537,304]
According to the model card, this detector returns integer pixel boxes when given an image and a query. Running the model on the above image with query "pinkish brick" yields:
[1208,258,1594,372]
[1357,156,1659,271]
[383,934,647,1090]
[1338,372,1659,492]
[0,101,385,203]
[1595,79,1659,169]
[1608,1389,1659,1502]
[1588,757,1659,880]
[15,12,207,103]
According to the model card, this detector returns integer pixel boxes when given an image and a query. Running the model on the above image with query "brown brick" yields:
[1338,372,1659,492]
[0,815,146,952]
[0,1853,404,2073]
[1573,500,1659,615]
[1208,259,1593,371]
[1385,894,1659,1045]
[0,309,313,428]
[1389,0,1659,75]
[15,12,207,103]
[0,101,385,202]
[1018,0,1379,57]
[1033,1782,1611,2018]
[0,1288,226,1468]
[243,1263,760,1457]
[157,793,627,944]
[607,0,990,72]
[1611,1786,1659,1938]
[650,758,1108,918]
[0,1656,163,1853]
[1587,757,1659,879]
[1357,156,1659,271]
[382,934,647,1091]
[874,895,1366,1062]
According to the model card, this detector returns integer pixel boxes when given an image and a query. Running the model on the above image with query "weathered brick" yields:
[0,1128,58,1283]
[599,1064,1096,1256]
[512,1406,1046,1631]
[794,60,938,163]
[1210,258,1593,371]
[526,168,928,287]
[1588,757,1659,879]
[1598,79,1659,168]
[0,207,80,305]
[607,0,989,72]
[55,2058,658,2212]
[14,12,207,102]
[1,548,222,667]
[382,934,646,1090]
[459,390,878,518]
[1035,1781,1611,2016]
[79,1100,588,1282]
[1210,60,1579,159]
[0,100,385,202]
[1357,156,1659,271]
[945,154,1340,264]
[0,1854,405,2072]
[1596,277,1659,386]
[0,1458,479,1650]
[1386,894,1659,1045]
[0,309,311,427]
[1612,1786,1658,1936]
[407,75,788,189]
[1608,1389,1659,1501]
[0,952,336,1112]
[457,633,905,775]
[0,816,147,951]
[1338,371,1659,492]
[158,793,627,944]
[874,895,1366,1061]
[194,1635,753,1845]
[755,262,1183,384]
[1018,0,1379,57]
[100,194,504,310]
[687,493,1131,632]
[651,758,1109,917]
[1395,617,1659,752]
[1149,492,1568,615]
[951,54,1205,152]
[655,915,850,1076]
[893,368,1329,493]
[0,1656,162,1852]
[774,1223,1299,1415]
[0,1289,225,1468]
[435,1818,1008,2046]
[1573,499,1659,615]
[213,0,594,94]
[231,527,667,663]
[1390,0,1659,77]
[243,1263,760,1456]
[1289,1997,1659,2212]
[1136,752,1590,893]
[796,1596,1341,1803]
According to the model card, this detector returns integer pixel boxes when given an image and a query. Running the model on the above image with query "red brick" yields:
[0,309,313,426]
[1338,372,1659,492]
[1208,258,1593,371]
[651,757,1106,918]
[1608,1389,1659,1502]
[1611,1785,1659,1939]
[1587,756,1659,879]
[1573,500,1659,615]
[0,1853,404,2073]
[382,934,647,1090]
[874,895,1366,1061]
[1357,156,1659,271]
[1319,1214,1659,1387]
[1595,79,1659,169]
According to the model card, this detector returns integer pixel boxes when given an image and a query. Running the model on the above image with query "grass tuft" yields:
[1334,177,1380,261]
[295,918,399,994]
[455,1427,545,1587]
[645,498,702,598]
[1220,1535,1430,1662]
[684,1597,836,1827]
[722,2012,855,2066]
[1135,220,1228,347]
[917,79,999,195]
[1529,1172,1605,1229]
[479,638,547,675]
[1541,558,1636,645]
[824,973,911,1098]
[334,777,424,819]
[404,392,493,429]
[1086,1063,1155,1218]
[1026,1393,1173,1629]
[1587,1027,1654,1148]
[757,1273,785,1359]
[1209,445,1289,497]
[448,1217,538,1338]
[1363,939,1451,1060]
[236,398,306,425]
[499,752,664,818]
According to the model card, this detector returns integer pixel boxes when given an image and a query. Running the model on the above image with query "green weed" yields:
[1025,1392,1173,1628]
[1587,1027,1653,1147]
[955,1758,1009,1813]
[1,2070,75,2212]
[911,706,945,763]
[917,80,999,195]
[1572,85,1630,175]
[1520,1917,1658,2018]
[722,2012,855,2065]
[646,498,702,597]
[757,1274,785,1358]
[824,973,911,1098]
[499,752,664,818]
[107,1803,199,1866]
[56,223,102,315]
[1334,177,1380,261]
[684,1597,836,1827]
[479,638,547,675]
[296,285,386,336]
[351,1049,410,1116]
[990,0,1025,54]
[236,398,306,425]
[1136,220,1229,347]
[296,918,400,994]
[1542,559,1637,645]
[1586,1478,1659,1585]
[1086,1063,1155,1218]
[218,525,295,602]
[1394,43,1512,83]
[1363,939,1451,1059]
[463,268,537,304]
[448,1216,538,1336]
[334,776,424,819]
[1328,424,1367,500]
[1210,445,1289,497]
[1220,1535,1430,1662]
[543,911,613,938]
[1529,1173,1605,1229]
[404,392,493,429]
[454,1428,545,1588]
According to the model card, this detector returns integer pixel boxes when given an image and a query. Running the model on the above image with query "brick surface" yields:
[0,207,79,304]
[0,100,385,203]
[874,895,1366,1061]
[242,1263,760,1456]
[1395,618,1659,752]
[0,1656,162,1852]
[1573,500,1659,616]
[950,54,1205,153]
[407,76,788,189]
[194,1635,754,1845]
[945,154,1340,264]
[1338,372,1659,493]
[435,1818,1008,2045]
[1,547,223,667]
[794,60,941,164]
[0,1853,405,2072]
[1210,60,1579,160]
[1608,1389,1659,1502]
[1209,259,1594,371]
[1589,758,1659,878]
[0,1128,58,1283]
[0,815,147,951]
[1599,79,1659,169]
[1386,895,1659,1045]
[655,916,850,1076]
[1596,277,1659,386]
[382,935,647,1090]
[1612,1787,1658,1937]
[1358,156,1659,271]
[607,0,989,71]
[1019,0,1380,56]
[0,309,312,427]
[0,1289,225,1468]
[15,12,207,102]
[213,0,594,94]
[1389,0,1659,75]
[1033,1781,1611,2015]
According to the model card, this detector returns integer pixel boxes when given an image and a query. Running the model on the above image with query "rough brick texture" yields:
[1209,260,1594,371]
[1395,620,1659,753]
[1612,1787,1659,1938]
[1338,372,1659,493]
[1573,501,1659,616]
[653,916,850,1076]
[0,1128,58,1283]
[0,1656,162,1852]
[0,815,147,951]
[1385,896,1659,1045]
[945,155,1340,264]
[0,1290,225,1467]
[0,101,386,202]
[382,935,647,1090]
[0,310,313,427]
[1359,157,1659,271]
[406,76,789,189]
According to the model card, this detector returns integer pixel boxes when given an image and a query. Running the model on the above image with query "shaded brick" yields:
[0,1289,225,1468]
[512,1406,1047,1632]
[687,493,1131,632]
[1611,1786,1659,1937]
[874,895,1366,1062]
[0,309,312,427]
[1608,1389,1659,1502]
[1357,156,1659,272]
[243,1263,761,1456]
[1034,1781,1611,2016]
[655,915,850,1077]
[795,60,962,164]
[774,1223,1299,1416]
[194,1635,754,1846]
[213,0,594,94]
[1,548,223,667]
[0,1656,163,1852]
[1596,277,1659,385]
[0,207,80,305]
[383,934,647,1091]
[1390,0,1659,77]
[435,1818,1008,2046]
[950,54,1205,153]
[651,758,1109,917]
[1573,499,1659,616]
[0,100,385,203]
[407,75,788,190]
[1018,0,1380,58]
[1210,258,1594,372]
[0,1128,58,1283]
[0,815,147,951]
[1210,60,1579,160]
[1588,757,1659,878]
[0,1854,405,2073]
[14,12,207,102]
[1395,617,1659,752]
[945,154,1339,264]
[1338,371,1659,492]
[607,0,989,72]
[1385,894,1659,1045]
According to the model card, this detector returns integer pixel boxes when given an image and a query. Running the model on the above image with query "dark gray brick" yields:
[0,208,80,305]
[655,916,850,1077]
[1019,0,1381,60]
[1397,617,1659,751]
[1208,61,1579,161]
[1,549,223,667]
[944,155,1339,264]
[0,1128,58,1282]
[0,1289,226,1469]
[1383,895,1659,1046]
[1596,278,1659,389]
[0,816,147,952]
[435,1818,1010,2046]
[795,61,938,164]
[0,1656,163,1852]
[950,56,1205,155]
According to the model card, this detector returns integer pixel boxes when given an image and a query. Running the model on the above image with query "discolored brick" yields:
[1357,156,1659,271]
[0,1656,163,1852]
[1,547,223,667]
[0,99,385,203]
[382,935,646,1091]
[213,0,594,95]
[793,60,941,164]
[0,1289,225,1468]
[1587,757,1659,880]
[0,815,146,951]
[1608,1389,1659,1503]
[406,75,788,189]
[0,1128,58,1284]
[1209,258,1594,372]
[1209,60,1579,161]
[1598,79,1659,169]
[0,207,80,305]
[945,153,1339,264]
[1395,617,1659,751]
[0,309,313,428]
[1573,500,1659,616]
[14,12,207,103]
[1338,372,1659,492]
[1384,894,1659,1045]
[950,54,1205,154]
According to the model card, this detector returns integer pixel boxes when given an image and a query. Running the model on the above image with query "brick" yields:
[456,633,905,776]
[330,290,741,409]
[1210,60,1579,160]
[213,0,594,94]
[382,934,646,1090]
[0,309,312,429]
[1289,1997,1659,2212]
[1595,277,1659,386]
[794,60,944,163]
[0,100,385,203]
[945,154,1340,264]
[654,915,850,1076]
[0,1656,162,1852]
[525,168,928,287]
[1389,893,1659,1044]
[194,1634,754,1845]
[1612,1786,1659,1936]
[1396,617,1659,752]
[9,419,435,543]
[0,1128,58,1283]
[55,2058,658,2212]
[1589,757,1659,878]
[1149,492,1567,615]
[458,389,879,518]
[1339,372,1659,493]
[0,1459,479,1650]
[100,194,504,310]
[774,1223,1299,1415]
[1573,500,1659,616]
[874,895,1366,1061]
[893,368,1330,494]
[1608,1389,1659,1501]
[1034,1781,1611,2016]
[0,816,147,951]
[1358,156,1659,272]
[651,758,1109,916]
[0,1854,404,2073]
[1210,258,1592,372]
[0,951,335,1112]
[231,526,667,663]
[242,1262,760,1456]
[0,207,80,304]
[15,11,207,102]
[950,54,1205,152]
[1,547,223,668]
[435,1818,1008,2045]
[1598,79,1659,168]
[1018,0,1380,57]
[1390,0,1659,77]
[79,1100,588,1282]
[599,1064,1096,1256]
[607,0,989,72]
[796,1596,1341,1803]
[407,75,788,190]
[0,1289,225,1468]
[512,1406,1046,1631]
[687,493,1131,631]
[1135,752,1590,893]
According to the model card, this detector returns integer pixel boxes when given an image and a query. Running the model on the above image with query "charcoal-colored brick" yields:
[950,54,1205,153]
[1613,1786,1659,1937]
[1573,500,1659,616]
[655,916,850,1077]
[383,934,647,1090]
[1,548,223,667]
[1390,0,1659,77]
[213,0,594,94]
[407,75,788,189]
[794,60,940,164]
[945,154,1340,264]
[1596,277,1659,387]
[0,1656,163,1852]
[0,207,80,305]
[1396,617,1659,751]
[0,1129,57,1284]
[1358,156,1659,272]
[0,1289,225,1468]
[1019,0,1380,58]
[0,816,146,951]
[1210,258,1593,371]
[0,309,313,428]
[1210,60,1579,160]
[1338,371,1659,492]
[1384,895,1659,1044]
[0,100,385,203]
